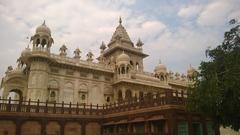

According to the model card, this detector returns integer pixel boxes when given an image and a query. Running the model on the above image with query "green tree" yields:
[187,19,240,131]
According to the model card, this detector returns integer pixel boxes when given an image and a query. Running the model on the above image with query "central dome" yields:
[36,21,51,35]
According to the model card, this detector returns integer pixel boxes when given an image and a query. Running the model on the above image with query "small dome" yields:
[187,65,197,78]
[154,63,167,74]
[21,47,31,57]
[36,21,51,35]
[116,52,130,65]
[187,65,196,75]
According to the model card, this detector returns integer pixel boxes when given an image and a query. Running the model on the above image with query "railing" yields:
[104,91,187,114]
[50,54,113,71]
[0,91,187,116]
[0,98,104,116]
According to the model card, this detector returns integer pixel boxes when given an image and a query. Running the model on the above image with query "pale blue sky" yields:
[0,0,239,77]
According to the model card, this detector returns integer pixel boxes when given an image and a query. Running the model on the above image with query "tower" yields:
[30,20,54,52]
[100,17,148,73]
[27,21,54,101]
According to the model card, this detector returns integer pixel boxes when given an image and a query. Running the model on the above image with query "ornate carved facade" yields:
[1,18,197,105]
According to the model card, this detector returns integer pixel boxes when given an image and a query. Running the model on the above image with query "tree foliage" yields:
[187,19,240,131]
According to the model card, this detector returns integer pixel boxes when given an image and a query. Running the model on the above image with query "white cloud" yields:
[0,0,239,77]
[128,20,167,43]
[142,24,222,74]
[197,0,240,26]
[178,5,202,19]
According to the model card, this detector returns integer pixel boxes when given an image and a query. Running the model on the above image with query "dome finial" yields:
[119,16,122,24]
[42,20,46,25]
[159,59,161,64]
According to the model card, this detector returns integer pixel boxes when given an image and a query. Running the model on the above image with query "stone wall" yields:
[21,121,41,135]
[0,121,16,135]
[86,122,101,135]
[0,120,101,135]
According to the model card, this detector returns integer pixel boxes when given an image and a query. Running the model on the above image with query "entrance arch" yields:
[7,89,23,100]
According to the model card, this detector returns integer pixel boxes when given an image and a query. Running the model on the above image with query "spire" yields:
[119,16,122,24]
[136,38,144,47]
[100,41,106,50]
[109,17,132,44]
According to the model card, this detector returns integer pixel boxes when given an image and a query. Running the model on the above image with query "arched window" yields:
[50,91,56,97]
[118,90,123,101]
[41,39,47,46]
[49,91,56,102]
[121,67,125,74]
[106,97,110,102]
[130,61,133,66]
[36,39,40,46]
[78,84,88,103]
[136,62,139,71]
[125,89,132,100]
[139,91,144,100]
[81,94,86,100]
[160,75,164,81]
[118,68,121,74]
